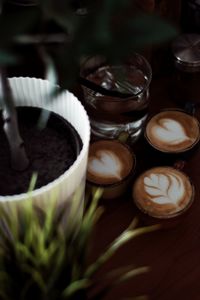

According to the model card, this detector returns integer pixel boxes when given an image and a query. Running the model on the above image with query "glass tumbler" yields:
[80,53,152,143]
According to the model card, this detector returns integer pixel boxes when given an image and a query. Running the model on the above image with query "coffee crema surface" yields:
[145,111,200,153]
[133,166,194,218]
[87,140,135,185]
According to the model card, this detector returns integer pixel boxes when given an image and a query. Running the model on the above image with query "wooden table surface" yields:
[89,75,200,300]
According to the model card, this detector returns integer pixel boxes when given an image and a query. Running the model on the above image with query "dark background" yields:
[6,1,200,299]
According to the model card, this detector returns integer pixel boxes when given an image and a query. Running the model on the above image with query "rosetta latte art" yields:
[144,173,185,205]
[88,150,122,180]
[153,118,191,145]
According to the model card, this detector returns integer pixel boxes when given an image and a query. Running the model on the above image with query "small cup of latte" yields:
[132,166,194,219]
[145,110,200,154]
[87,140,136,199]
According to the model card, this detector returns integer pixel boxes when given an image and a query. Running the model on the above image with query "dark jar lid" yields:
[172,34,200,72]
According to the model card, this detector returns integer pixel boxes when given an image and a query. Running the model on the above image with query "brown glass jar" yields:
[172,33,200,106]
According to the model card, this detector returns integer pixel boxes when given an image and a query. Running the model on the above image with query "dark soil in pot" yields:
[0,106,82,196]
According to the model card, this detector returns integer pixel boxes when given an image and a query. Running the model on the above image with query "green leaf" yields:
[43,199,57,239]
[85,224,159,278]
[40,48,58,86]
[37,109,51,130]
[0,206,17,244]
[51,13,78,36]
[0,50,18,65]
[128,14,178,46]
[64,183,86,232]
[0,10,39,44]
[20,279,35,300]
[46,239,66,290]
[21,265,46,292]
[27,172,38,193]
[62,279,90,298]
[77,188,104,251]
[36,47,58,129]
[114,266,149,285]
[15,243,37,264]
[103,264,137,280]
[92,266,149,300]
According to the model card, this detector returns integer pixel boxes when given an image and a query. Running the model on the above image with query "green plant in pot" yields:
[0,187,159,299]
[0,76,90,223]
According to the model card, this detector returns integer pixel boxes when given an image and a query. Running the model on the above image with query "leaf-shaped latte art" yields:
[153,118,191,145]
[88,150,122,180]
[144,173,185,205]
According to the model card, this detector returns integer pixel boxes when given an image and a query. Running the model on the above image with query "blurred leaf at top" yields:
[0,50,18,65]
[0,8,39,45]
[1,0,178,87]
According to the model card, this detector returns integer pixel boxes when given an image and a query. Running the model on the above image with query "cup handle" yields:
[173,160,186,171]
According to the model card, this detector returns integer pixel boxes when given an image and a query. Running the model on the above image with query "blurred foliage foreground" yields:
[0,188,159,300]
[0,0,177,88]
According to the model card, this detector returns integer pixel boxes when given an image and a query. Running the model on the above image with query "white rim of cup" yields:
[133,166,195,219]
[87,139,136,188]
[144,108,200,154]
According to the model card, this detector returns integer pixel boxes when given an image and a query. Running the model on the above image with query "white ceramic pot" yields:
[0,77,90,218]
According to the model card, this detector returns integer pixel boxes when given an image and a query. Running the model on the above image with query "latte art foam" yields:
[88,150,123,181]
[153,118,190,145]
[144,173,184,205]
[133,167,194,218]
[87,140,135,185]
[145,111,200,153]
